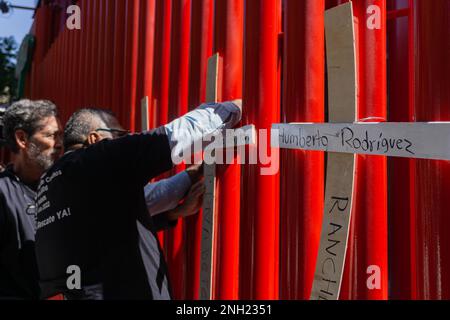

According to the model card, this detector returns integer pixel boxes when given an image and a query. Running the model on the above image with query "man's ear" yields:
[14,129,29,151]
[87,131,102,145]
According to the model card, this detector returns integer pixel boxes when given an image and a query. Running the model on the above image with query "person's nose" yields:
[55,134,63,150]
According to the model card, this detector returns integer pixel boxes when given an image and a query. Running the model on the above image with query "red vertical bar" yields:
[241,0,281,300]
[61,30,68,110]
[153,0,172,127]
[55,34,63,106]
[62,28,71,119]
[90,0,100,105]
[102,0,115,108]
[135,1,146,131]
[49,39,54,101]
[63,28,71,115]
[185,0,213,300]
[141,0,156,128]
[112,0,126,117]
[70,0,82,113]
[66,17,75,115]
[83,0,94,105]
[281,0,325,300]
[340,0,388,300]
[135,0,155,131]
[96,0,106,107]
[32,5,51,98]
[122,0,140,131]
[213,0,244,300]
[51,34,58,105]
[188,0,213,108]
[76,0,88,108]
[414,0,450,300]
[153,0,172,249]
[51,43,56,102]
[168,0,191,119]
[407,0,417,300]
[386,0,416,300]
[166,0,192,300]
[54,32,62,109]
[65,28,72,118]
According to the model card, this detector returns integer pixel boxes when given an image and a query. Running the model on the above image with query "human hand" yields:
[179,181,205,217]
[225,99,242,127]
[231,99,242,112]
[185,164,203,184]
[167,181,205,221]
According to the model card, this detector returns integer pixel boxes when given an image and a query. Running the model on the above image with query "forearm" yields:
[144,171,191,216]
[164,101,241,164]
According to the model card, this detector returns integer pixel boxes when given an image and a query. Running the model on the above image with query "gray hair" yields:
[64,108,115,149]
[2,99,58,153]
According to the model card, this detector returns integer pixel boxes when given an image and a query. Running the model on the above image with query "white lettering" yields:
[366,5,381,30]
[367,265,382,290]
[66,265,81,290]
[66,5,81,30]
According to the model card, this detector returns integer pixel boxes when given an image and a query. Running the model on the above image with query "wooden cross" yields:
[199,54,256,300]
[272,2,450,300]
[142,55,255,300]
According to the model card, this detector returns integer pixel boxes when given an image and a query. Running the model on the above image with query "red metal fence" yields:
[25,0,450,300]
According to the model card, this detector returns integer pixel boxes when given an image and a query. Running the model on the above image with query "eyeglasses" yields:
[95,128,130,139]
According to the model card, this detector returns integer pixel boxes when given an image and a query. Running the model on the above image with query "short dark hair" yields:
[2,99,58,153]
[64,108,116,150]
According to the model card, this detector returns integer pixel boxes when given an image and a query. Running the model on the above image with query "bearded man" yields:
[0,100,63,299]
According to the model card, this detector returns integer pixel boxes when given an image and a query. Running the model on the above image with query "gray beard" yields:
[27,141,55,171]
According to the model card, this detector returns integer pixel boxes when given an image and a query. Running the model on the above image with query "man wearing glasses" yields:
[64,108,205,232]
[0,100,63,299]
[35,100,242,300]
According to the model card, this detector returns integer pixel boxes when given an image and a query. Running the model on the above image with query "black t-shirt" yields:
[35,127,175,300]
[0,167,40,299]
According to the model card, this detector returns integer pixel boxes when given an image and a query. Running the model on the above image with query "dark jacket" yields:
[0,167,40,299]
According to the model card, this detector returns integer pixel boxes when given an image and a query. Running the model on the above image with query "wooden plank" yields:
[199,54,254,300]
[273,122,450,161]
[151,98,158,129]
[325,2,358,123]
[225,125,257,147]
[141,96,149,131]
[199,54,221,300]
[310,2,357,300]
[205,53,222,104]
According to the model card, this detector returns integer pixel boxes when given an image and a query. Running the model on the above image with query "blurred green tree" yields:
[0,36,17,103]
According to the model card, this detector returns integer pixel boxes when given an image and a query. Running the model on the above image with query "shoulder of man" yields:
[0,168,15,227]
[0,167,17,189]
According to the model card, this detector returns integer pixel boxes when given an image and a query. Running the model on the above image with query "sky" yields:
[0,0,36,46]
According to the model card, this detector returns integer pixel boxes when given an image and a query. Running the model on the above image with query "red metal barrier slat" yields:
[76,0,87,108]
[414,0,450,300]
[112,0,126,117]
[166,0,192,300]
[185,0,213,300]
[102,0,115,109]
[281,0,325,300]
[91,0,100,106]
[141,0,156,129]
[213,0,244,300]
[83,0,93,106]
[340,0,388,300]
[153,0,172,128]
[387,0,416,300]
[96,0,106,107]
[122,0,140,131]
[153,0,173,250]
[241,0,281,300]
